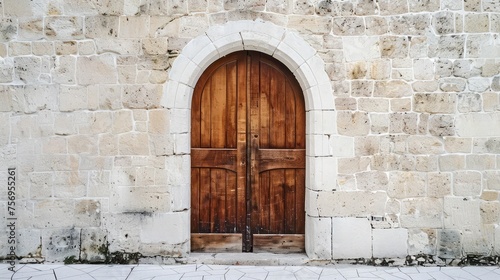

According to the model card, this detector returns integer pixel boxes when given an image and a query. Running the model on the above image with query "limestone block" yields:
[54,113,76,136]
[59,86,87,112]
[76,54,117,85]
[390,98,412,112]
[390,14,430,35]
[80,228,107,263]
[337,111,370,136]
[111,110,133,134]
[407,135,444,155]
[482,93,500,112]
[351,80,373,97]
[358,98,389,112]
[462,225,494,255]
[0,18,17,42]
[428,172,452,198]
[141,212,189,244]
[432,11,455,34]
[29,172,54,199]
[17,229,42,257]
[52,56,76,84]
[345,62,367,79]
[380,36,408,58]
[305,216,332,259]
[62,0,103,15]
[456,113,500,137]
[484,171,500,190]
[437,229,462,258]
[78,41,96,55]
[119,16,150,38]
[287,15,331,35]
[95,38,141,55]
[356,171,388,191]
[142,38,168,55]
[389,113,417,134]
[33,199,75,228]
[165,155,190,186]
[354,136,380,156]
[467,34,495,58]
[401,198,443,228]
[45,16,84,40]
[453,171,482,197]
[332,17,364,36]
[111,186,170,213]
[444,197,481,229]
[438,155,465,171]
[317,191,386,217]
[481,201,500,224]
[474,138,500,153]
[414,93,456,113]
[466,154,496,170]
[342,36,380,62]
[306,156,337,191]
[329,136,354,157]
[14,57,41,84]
[53,171,87,198]
[429,35,465,59]
[338,157,370,174]
[335,97,356,110]
[373,228,408,258]
[388,171,427,198]
[439,77,466,92]
[119,132,150,155]
[457,93,481,113]
[444,137,472,153]
[428,114,455,137]
[464,13,489,33]
[8,42,30,57]
[68,135,98,155]
[378,0,409,15]
[374,80,412,98]
[468,77,490,92]
[42,228,81,262]
[74,199,101,228]
[85,16,119,38]
[122,85,162,109]
[0,59,13,84]
[332,217,371,259]
[364,16,388,35]
[370,113,389,134]
[371,154,400,171]
[103,213,142,252]
[408,228,437,255]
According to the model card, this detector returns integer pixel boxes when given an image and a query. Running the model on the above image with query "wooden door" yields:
[191,51,305,253]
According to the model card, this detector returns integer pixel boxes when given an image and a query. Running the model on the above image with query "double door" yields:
[191,51,305,252]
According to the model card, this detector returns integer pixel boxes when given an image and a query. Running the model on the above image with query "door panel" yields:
[191,51,305,252]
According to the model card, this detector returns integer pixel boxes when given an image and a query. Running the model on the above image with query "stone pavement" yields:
[2,263,500,280]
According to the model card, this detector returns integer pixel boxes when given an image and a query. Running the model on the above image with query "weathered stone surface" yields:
[456,113,500,137]
[401,198,443,228]
[332,217,372,259]
[42,228,81,262]
[388,171,427,198]
[317,191,386,217]
[408,228,437,255]
[373,228,408,258]
[337,111,370,136]
[414,93,456,113]
[45,16,84,40]
[122,85,162,109]
[80,228,107,263]
[437,229,462,259]
[444,197,481,229]
[76,55,117,85]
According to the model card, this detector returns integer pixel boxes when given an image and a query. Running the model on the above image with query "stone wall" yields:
[0,0,499,263]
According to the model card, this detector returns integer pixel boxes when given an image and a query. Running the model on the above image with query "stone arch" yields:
[162,20,335,259]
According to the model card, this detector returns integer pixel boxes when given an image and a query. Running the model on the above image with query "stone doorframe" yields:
[161,20,336,259]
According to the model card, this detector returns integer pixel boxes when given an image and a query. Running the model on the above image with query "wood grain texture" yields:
[191,51,305,252]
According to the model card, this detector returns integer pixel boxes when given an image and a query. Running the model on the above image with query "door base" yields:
[191,233,305,253]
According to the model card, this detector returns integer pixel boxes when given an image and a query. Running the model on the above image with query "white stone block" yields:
[373,229,408,258]
[240,31,280,55]
[161,80,178,109]
[169,109,190,134]
[305,216,332,259]
[306,156,337,191]
[174,82,194,110]
[174,133,190,155]
[306,134,331,157]
[456,113,500,137]
[192,43,219,72]
[305,188,319,216]
[295,61,318,90]
[317,83,335,110]
[205,20,254,41]
[332,217,372,259]
[181,34,212,62]
[343,36,381,62]
[212,33,244,57]
[170,184,190,212]
[251,20,286,40]
[305,85,323,112]
[141,212,190,244]
[165,155,190,186]
[444,197,481,229]
[17,229,41,257]
[329,136,355,157]
[274,41,304,72]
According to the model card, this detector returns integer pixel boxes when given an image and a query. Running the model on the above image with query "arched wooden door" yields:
[191,51,305,253]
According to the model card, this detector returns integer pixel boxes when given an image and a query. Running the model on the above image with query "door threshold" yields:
[187,252,324,266]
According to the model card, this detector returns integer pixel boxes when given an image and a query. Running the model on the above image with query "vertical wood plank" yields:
[200,84,212,147]
[284,169,296,234]
[191,168,200,233]
[199,168,211,232]
[210,66,227,148]
[226,61,238,149]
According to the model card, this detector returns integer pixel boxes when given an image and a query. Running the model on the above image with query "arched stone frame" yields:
[161,20,336,259]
